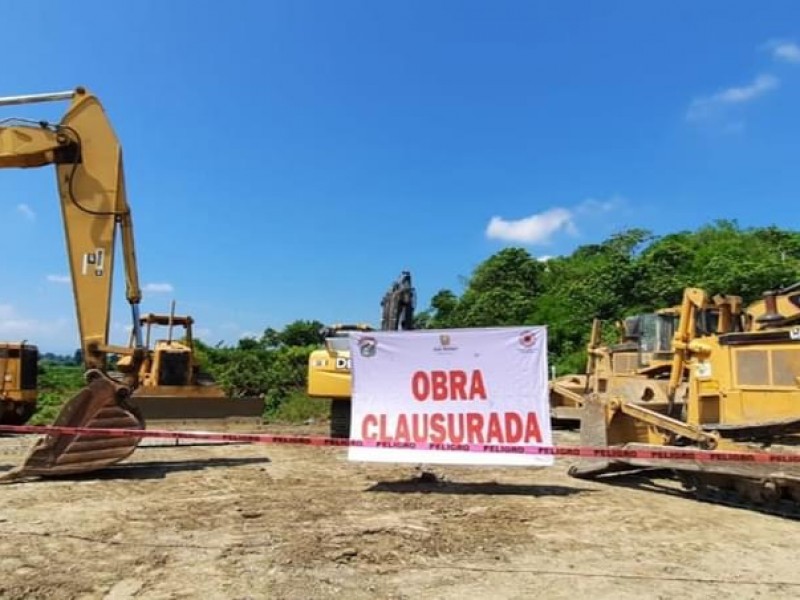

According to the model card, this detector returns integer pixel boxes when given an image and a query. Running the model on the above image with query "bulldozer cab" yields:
[613,295,745,375]
[619,312,677,353]
[610,311,679,374]
[0,342,38,425]
[128,312,198,387]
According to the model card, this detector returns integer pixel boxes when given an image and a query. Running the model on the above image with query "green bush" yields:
[31,365,85,425]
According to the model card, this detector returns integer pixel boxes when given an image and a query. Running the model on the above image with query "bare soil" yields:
[0,425,798,600]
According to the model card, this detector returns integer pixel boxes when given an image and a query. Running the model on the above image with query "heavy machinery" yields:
[307,270,417,437]
[567,284,800,517]
[745,281,800,327]
[121,306,263,429]
[0,87,259,480]
[548,283,800,425]
[549,305,683,423]
[0,342,38,425]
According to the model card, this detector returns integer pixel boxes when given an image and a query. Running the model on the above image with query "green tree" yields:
[636,220,800,307]
[279,319,326,347]
[260,327,281,348]
[425,289,459,328]
[237,337,262,351]
[452,247,546,327]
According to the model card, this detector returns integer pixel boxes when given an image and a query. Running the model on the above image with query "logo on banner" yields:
[519,330,537,349]
[358,337,377,357]
[434,333,458,353]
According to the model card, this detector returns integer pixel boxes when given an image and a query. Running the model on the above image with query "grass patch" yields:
[28,364,330,427]
[267,391,331,424]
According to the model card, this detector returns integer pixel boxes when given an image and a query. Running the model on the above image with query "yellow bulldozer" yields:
[567,283,800,517]
[0,86,261,480]
[121,307,263,429]
[549,283,800,425]
[307,270,416,437]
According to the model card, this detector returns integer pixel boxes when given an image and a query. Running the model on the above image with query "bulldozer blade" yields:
[0,370,143,481]
[567,396,620,479]
[128,390,264,432]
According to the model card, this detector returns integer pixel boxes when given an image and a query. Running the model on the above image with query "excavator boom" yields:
[0,87,144,368]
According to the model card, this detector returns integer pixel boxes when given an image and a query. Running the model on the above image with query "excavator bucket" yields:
[1,370,144,481]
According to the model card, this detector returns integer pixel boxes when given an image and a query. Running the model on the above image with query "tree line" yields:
[415,220,800,372]
[190,220,800,408]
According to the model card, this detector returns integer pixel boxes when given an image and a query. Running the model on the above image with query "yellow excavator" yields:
[568,283,800,517]
[0,87,260,480]
[307,270,416,437]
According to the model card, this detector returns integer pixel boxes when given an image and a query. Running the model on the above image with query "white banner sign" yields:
[347,326,553,466]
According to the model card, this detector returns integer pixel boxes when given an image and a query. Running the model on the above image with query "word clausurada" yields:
[347,327,553,466]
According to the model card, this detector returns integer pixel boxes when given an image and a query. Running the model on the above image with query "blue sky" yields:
[1,1,799,353]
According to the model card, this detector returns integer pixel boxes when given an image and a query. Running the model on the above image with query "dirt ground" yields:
[1,424,799,600]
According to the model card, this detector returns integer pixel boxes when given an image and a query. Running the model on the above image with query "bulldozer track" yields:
[678,473,800,520]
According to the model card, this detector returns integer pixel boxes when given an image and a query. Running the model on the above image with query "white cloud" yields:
[485,197,620,245]
[46,274,71,284]
[486,207,575,245]
[574,198,620,215]
[17,203,35,220]
[686,74,779,121]
[143,282,174,294]
[764,39,800,64]
[193,327,212,339]
[536,255,554,262]
[0,303,70,343]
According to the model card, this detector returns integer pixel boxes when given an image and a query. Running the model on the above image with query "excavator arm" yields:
[0,88,146,480]
[380,270,416,331]
[0,87,144,370]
